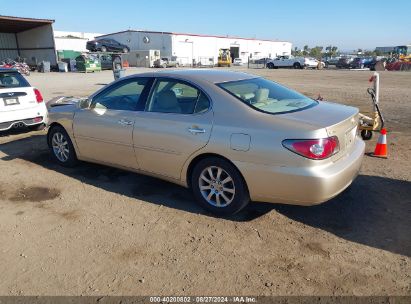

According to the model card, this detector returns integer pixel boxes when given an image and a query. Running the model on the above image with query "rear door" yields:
[277,57,287,67]
[73,77,151,169]
[133,78,213,180]
[0,72,38,121]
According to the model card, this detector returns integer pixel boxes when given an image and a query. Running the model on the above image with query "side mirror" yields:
[78,98,92,109]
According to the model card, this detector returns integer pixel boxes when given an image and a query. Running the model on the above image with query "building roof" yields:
[96,29,289,43]
[0,15,54,33]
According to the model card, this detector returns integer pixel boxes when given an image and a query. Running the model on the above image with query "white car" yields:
[233,58,243,66]
[266,55,319,69]
[0,68,47,132]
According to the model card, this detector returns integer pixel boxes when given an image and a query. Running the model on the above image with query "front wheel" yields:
[123,48,129,53]
[293,62,301,69]
[267,63,275,69]
[48,125,78,167]
[100,46,107,52]
[191,158,250,216]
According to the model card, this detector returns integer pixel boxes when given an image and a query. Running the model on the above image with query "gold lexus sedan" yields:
[47,70,364,216]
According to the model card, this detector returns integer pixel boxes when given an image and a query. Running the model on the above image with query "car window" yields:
[93,78,148,111]
[218,77,317,115]
[146,79,210,114]
[0,72,30,88]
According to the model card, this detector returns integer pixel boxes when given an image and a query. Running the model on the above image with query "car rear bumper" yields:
[236,137,365,206]
[0,105,48,131]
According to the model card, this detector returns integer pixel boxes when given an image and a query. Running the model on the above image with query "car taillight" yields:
[282,136,339,160]
[34,88,43,103]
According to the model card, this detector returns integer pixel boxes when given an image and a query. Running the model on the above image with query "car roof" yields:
[135,69,258,84]
[0,68,18,73]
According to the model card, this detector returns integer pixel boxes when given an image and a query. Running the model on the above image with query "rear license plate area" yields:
[3,97,19,106]
[345,126,357,149]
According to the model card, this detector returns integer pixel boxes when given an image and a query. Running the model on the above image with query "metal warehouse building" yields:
[97,30,292,66]
[0,15,57,66]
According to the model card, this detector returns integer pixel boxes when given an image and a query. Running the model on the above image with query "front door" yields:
[73,77,150,169]
[133,78,213,180]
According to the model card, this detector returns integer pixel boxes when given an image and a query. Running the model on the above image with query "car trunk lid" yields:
[282,101,359,159]
[0,87,38,112]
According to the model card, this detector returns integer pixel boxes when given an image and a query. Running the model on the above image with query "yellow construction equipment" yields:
[358,72,385,140]
[218,49,231,67]
[383,45,411,71]
[395,45,411,61]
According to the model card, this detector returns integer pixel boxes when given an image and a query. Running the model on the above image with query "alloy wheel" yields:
[198,166,236,207]
[52,132,69,162]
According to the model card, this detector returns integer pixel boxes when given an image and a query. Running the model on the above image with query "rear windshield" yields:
[0,72,30,88]
[217,77,317,114]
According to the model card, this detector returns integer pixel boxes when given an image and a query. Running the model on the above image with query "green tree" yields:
[303,45,310,56]
[324,46,339,58]
[292,46,298,56]
[309,46,323,59]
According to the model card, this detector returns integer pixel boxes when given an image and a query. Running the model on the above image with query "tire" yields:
[100,46,107,52]
[191,157,250,216]
[123,48,129,53]
[175,63,179,68]
[361,129,373,141]
[48,125,78,167]
[162,63,167,68]
[29,123,45,131]
[293,62,301,69]
[267,63,275,69]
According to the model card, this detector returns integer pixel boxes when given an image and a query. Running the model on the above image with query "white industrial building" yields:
[97,30,292,66]
[54,31,104,52]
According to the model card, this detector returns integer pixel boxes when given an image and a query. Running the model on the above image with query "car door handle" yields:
[188,127,206,135]
[118,119,133,126]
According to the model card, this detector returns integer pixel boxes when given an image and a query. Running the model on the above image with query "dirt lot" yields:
[0,68,410,296]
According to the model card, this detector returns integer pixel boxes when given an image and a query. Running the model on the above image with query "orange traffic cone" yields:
[370,128,388,158]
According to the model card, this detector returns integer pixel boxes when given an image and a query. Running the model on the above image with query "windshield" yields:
[217,77,317,114]
[0,72,30,88]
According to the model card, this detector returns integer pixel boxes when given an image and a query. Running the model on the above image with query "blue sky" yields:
[1,0,410,50]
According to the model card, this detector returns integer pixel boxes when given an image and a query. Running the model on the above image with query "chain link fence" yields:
[247,57,269,69]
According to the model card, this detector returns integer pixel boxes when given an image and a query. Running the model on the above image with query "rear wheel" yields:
[101,46,107,52]
[48,125,78,167]
[123,48,129,53]
[191,157,250,216]
[293,62,301,69]
[267,62,275,69]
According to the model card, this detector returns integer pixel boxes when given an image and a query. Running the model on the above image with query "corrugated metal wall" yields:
[0,32,19,60]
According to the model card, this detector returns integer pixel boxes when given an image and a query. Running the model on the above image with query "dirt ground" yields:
[0,68,410,296]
